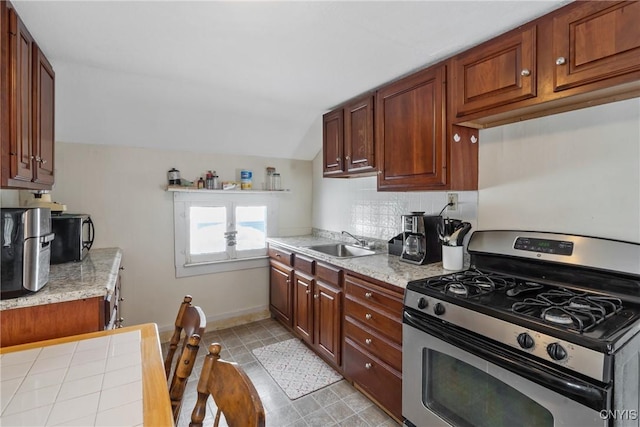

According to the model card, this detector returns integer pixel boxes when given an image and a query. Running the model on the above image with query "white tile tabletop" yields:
[0,330,143,426]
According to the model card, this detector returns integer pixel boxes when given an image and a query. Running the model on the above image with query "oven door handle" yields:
[403,309,610,412]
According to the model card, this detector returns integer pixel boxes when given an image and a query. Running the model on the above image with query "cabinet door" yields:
[452,26,537,117]
[314,280,342,367]
[344,95,375,174]
[552,1,640,91]
[293,271,314,344]
[33,45,55,186]
[269,261,293,327]
[376,65,447,191]
[8,8,33,183]
[322,109,344,176]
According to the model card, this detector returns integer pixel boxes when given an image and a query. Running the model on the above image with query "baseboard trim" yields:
[157,305,271,343]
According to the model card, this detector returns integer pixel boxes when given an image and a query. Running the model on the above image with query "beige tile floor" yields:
[164,318,401,427]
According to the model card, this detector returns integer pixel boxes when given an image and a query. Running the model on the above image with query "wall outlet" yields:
[447,193,458,211]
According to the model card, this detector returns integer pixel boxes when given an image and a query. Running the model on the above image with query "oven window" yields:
[424,350,553,427]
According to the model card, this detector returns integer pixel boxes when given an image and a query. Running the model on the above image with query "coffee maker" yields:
[400,212,442,265]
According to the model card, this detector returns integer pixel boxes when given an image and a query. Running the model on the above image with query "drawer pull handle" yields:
[365,338,372,345]
[365,363,372,370]
[365,292,373,298]
[365,313,372,320]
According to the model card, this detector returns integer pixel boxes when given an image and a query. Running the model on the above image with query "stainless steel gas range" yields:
[402,230,640,427]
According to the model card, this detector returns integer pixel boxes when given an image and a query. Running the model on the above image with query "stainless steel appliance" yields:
[403,230,640,427]
[400,212,441,265]
[50,213,94,264]
[1,208,55,299]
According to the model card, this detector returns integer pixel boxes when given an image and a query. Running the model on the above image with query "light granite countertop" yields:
[267,235,467,290]
[0,248,123,311]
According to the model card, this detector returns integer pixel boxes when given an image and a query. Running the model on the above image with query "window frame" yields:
[173,191,279,278]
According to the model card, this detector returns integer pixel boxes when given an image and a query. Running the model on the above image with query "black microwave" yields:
[50,214,94,264]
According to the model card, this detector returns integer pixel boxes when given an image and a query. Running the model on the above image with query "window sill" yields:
[176,256,269,278]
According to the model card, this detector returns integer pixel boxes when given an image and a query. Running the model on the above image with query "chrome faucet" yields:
[341,231,369,248]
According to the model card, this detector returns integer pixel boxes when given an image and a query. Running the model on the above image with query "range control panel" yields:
[514,237,574,256]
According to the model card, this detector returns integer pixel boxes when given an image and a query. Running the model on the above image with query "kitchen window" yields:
[173,191,278,277]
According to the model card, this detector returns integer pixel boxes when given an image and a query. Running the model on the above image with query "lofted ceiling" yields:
[11,1,568,160]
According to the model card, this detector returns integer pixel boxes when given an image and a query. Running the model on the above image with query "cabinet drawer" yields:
[316,262,342,286]
[344,298,402,343]
[295,254,315,275]
[344,340,401,420]
[345,275,403,315]
[344,317,401,372]
[268,246,294,267]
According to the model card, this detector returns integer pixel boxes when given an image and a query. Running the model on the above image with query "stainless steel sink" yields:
[306,244,376,258]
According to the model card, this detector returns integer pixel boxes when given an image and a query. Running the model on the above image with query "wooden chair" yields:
[164,295,207,422]
[189,343,266,427]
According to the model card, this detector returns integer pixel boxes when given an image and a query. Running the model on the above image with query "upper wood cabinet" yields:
[1,2,55,190]
[323,94,375,177]
[32,45,55,186]
[452,1,640,127]
[322,108,344,176]
[452,26,537,117]
[376,65,447,191]
[552,1,640,92]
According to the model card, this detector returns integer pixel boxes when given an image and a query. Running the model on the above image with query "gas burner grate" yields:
[425,268,513,299]
[512,289,623,333]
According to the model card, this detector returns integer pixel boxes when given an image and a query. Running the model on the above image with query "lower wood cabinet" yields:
[268,245,404,421]
[269,259,294,327]
[343,273,403,421]
[291,255,343,368]
[0,297,104,347]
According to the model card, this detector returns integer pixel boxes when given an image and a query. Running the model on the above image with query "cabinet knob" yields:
[345,155,350,160]
[314,294,319,299]
[30,155,36,160]
[520,69,531,77]
[119,266,125,270]
[365,338,372,345]
[470,135,478,144]
[306,290,310,294]
[286,278,290,284]
[365,362,372,370]
[35,156,42,162]
[364,292,373,299]
[118,297,124,302]
[453,133,461,143]
[556,57,566,65]
[365,313,372,320]
[336,157,341,163]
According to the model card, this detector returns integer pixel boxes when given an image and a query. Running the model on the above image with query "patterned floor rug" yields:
[252,338,343,400]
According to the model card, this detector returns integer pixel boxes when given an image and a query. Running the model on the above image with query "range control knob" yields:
[417,297,428,309]
[547,343,567,361]
[433,303,445,316]
[517,333,534,349]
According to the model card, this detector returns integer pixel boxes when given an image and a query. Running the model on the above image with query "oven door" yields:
[403,309,609,427]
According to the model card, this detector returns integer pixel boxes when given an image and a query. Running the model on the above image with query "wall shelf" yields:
[166,186,290,194]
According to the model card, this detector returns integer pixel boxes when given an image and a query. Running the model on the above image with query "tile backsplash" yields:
[312,169,478,242]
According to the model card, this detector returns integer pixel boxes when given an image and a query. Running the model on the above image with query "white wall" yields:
[31,142,312,333]
[478,98,640,243]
